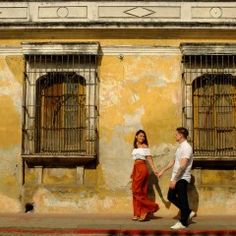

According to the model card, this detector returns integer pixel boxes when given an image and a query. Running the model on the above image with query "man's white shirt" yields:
[171,140,193,183]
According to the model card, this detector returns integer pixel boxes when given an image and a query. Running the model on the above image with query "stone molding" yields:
[2,44,236,56]
[98,6,181,19]
[0,1,236,28]
[0,44,180,56]
[21,42,100,55]
[181,43,236,55]
[101,45,180,55]
[0,46,23,55]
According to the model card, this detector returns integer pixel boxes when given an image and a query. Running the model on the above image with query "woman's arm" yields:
[158,159,175,178]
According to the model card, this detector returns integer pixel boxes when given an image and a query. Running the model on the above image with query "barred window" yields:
[193,74,236,157]
[22,43,99,165]
[36,72,86,153]
[182,52,236,160]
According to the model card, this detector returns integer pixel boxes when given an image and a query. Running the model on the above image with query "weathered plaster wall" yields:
[0,56,24,212]
[99,54,181,188]
[97,54,182,215]
[0,33,236,215]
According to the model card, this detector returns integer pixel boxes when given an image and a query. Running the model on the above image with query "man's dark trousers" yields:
[167,179,191,226]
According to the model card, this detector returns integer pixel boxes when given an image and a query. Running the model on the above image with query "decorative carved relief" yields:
[98,6,181,19]
[57,7,69,18]
[210,7,223,18]
[192,6,236,19]
[124,7,155,18]
[38,6,87,19]
[0,1,236,28]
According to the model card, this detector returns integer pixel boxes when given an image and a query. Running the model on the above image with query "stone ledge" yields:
[21,42,100,55]
[0,44,181,56]
[181,43,236,55]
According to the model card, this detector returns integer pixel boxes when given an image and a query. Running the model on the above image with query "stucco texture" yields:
[0,40,236,215]
[99,55,181,188]
[0,56,23,212]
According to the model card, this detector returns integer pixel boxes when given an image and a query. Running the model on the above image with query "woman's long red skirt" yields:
[131,160,159,217]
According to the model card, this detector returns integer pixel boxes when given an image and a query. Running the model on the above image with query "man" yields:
[158,127,196,229]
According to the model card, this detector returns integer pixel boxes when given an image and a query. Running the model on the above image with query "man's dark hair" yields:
[176,127,189,139]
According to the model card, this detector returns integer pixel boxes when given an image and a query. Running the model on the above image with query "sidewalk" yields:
[0,213,235,235]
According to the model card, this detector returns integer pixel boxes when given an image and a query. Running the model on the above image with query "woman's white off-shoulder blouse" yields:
[132,148,151,160]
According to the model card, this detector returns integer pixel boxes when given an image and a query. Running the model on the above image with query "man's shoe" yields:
[170,221,186,230]
[188,211,196,221]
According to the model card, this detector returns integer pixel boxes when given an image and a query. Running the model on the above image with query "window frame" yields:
[21,42,100,167]
[35,72,87,154]
[192,73,236,157]
[181,43,236,166]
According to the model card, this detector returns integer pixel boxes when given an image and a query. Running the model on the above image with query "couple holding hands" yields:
[131,127,196,230]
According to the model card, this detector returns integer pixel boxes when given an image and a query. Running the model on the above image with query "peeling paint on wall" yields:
[123,107,144,133]
[0,146,21,212]
[32,187,132,213]
[0,43,235,215]
[0,194,22,213]
[0,56,23,114]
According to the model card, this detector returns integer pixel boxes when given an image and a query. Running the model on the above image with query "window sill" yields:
[22,154,96,167]
[193,155,236,169]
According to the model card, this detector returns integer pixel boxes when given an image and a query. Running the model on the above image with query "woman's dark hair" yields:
[133,130,149,148]
[176,127,189,139]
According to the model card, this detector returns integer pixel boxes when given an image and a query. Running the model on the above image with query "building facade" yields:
[0,0,235,215]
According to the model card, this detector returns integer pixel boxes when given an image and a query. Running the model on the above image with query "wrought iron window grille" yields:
[22,53,98,165]
[182,54,236,160]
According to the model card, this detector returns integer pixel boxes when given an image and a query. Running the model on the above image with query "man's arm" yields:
[158,159,175,178]
[169,158,189,189]
[173,158,189,181]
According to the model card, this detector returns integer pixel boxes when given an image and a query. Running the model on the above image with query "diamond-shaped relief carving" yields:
[124,7,155,18]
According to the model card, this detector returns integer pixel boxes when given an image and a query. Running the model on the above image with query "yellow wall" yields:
[0,55,23,212]
[0,29,236,215]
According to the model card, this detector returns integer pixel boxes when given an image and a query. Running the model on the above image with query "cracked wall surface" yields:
[0,34,236,215]
[0,56,23,212]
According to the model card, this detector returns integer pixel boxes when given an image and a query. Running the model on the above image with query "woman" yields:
[131,130,160,221]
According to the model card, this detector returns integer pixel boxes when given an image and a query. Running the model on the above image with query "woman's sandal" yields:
[132,216,139,221]
[138,213,149,222]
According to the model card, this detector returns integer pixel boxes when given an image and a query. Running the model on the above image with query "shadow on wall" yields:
[148,172,199,214]
[188,174,199,213]
[148,171,171,209]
